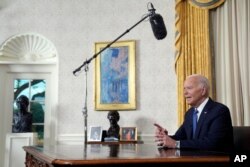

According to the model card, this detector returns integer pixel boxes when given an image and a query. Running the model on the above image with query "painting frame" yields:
[94,40,136,110]
[88,126,103,142]
[120,127,137,141]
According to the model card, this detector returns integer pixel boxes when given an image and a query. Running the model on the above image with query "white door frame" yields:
[0,64,58,166]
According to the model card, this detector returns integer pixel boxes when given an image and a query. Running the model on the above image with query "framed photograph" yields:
[120,127,137,141]
[94,40,136,110]
[88,126,103,141]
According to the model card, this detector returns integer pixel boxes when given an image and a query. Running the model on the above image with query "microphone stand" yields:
[73,9,155,145]
[82,63,88,145]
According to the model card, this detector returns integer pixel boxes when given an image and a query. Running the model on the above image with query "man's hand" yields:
[154,123,176,148]
[154,123,168,135]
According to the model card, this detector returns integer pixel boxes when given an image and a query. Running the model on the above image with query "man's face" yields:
[183,77,205,108]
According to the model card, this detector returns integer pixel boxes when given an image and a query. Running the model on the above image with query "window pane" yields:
[13,78,46,146]
[14,79,30,102]
[14,79,29,90]
[32,124,44,145]
[30,101,44,123]
[30,80,46,101]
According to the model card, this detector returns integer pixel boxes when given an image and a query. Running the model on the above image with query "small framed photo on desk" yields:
[88,126,103,141]
[120,127,137,141]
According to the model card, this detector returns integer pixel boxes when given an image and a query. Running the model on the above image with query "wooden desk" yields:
[23,143,230,167]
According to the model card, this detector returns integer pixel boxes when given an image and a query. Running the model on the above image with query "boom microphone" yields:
[148,3,167,40]
[73,3,168,76]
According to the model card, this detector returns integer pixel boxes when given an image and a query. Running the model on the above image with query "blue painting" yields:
[100,46,129,104]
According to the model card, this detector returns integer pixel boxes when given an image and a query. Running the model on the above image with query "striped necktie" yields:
[192,109,198,139]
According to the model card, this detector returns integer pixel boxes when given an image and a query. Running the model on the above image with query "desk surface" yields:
[23,143,230,166]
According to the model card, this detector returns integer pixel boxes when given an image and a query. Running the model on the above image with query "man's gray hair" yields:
[188,74,210,92]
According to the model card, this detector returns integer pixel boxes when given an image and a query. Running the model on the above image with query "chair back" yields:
[233,126,250,151]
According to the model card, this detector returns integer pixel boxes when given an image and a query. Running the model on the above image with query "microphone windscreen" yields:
[150,14,167,40]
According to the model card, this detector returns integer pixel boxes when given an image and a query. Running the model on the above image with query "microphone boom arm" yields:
[73,13,151,75]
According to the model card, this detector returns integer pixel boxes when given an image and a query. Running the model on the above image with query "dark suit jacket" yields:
[171,98,234,152]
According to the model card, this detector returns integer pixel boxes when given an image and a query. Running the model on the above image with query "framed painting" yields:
[120,127,137,141]
[94,40,136,110]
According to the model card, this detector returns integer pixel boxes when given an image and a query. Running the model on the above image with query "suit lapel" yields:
[194,98,213,138]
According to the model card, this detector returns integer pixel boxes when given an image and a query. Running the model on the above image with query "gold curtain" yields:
[175,0,224,125]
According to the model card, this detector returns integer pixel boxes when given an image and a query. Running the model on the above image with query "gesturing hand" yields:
[154,123,168,135]
[154,123,176,148]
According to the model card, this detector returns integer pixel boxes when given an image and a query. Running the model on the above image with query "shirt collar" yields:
[196,97,209,113]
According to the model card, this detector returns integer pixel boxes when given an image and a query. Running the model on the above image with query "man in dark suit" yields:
[155,74,234,152]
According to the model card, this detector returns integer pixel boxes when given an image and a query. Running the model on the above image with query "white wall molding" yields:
[4,133,37,167]
[0,33,58,64]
